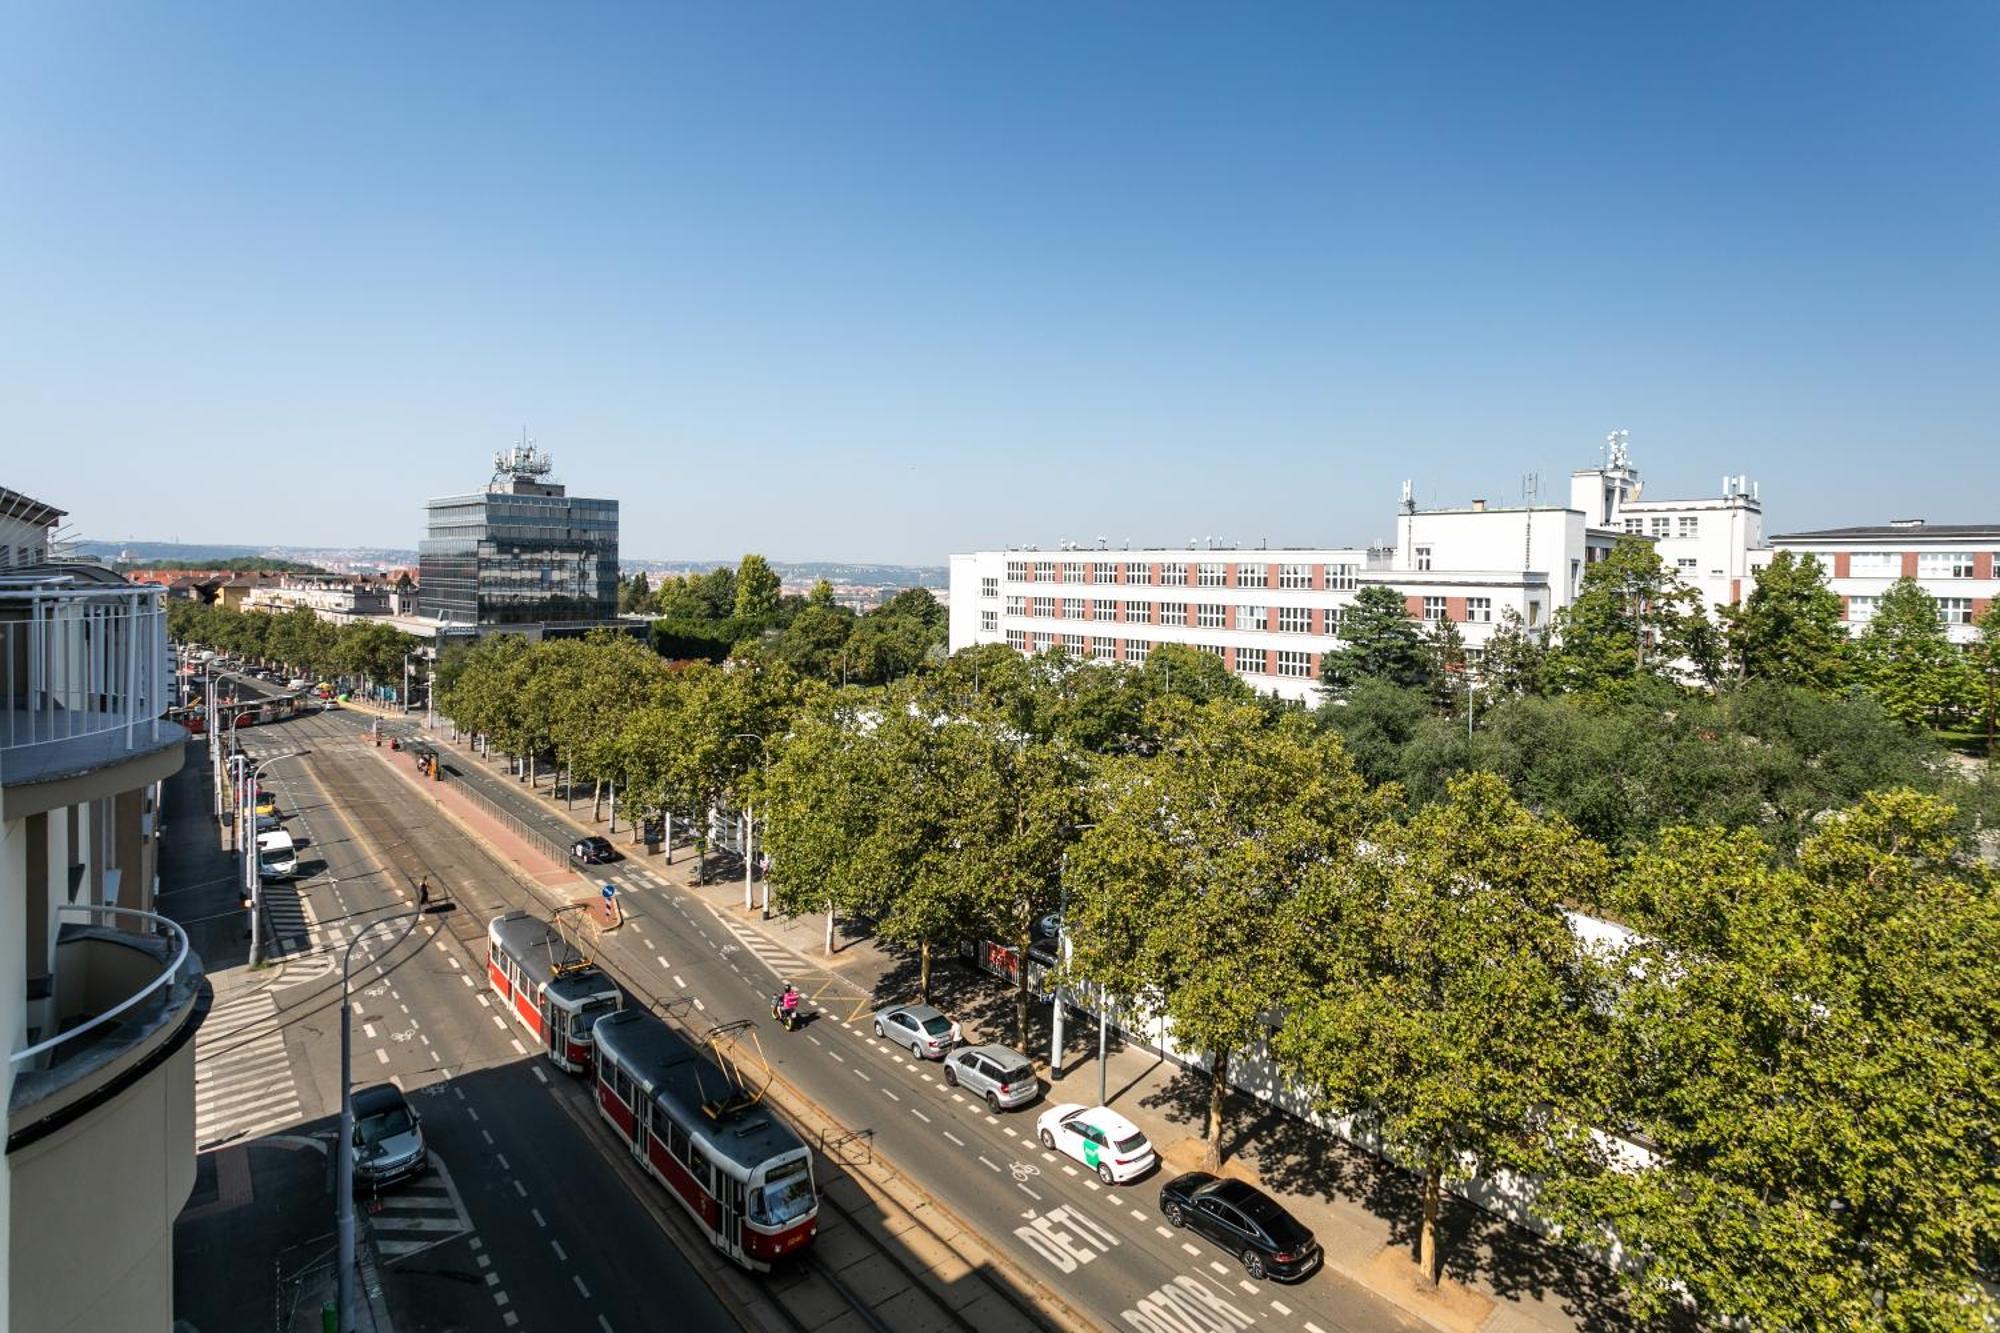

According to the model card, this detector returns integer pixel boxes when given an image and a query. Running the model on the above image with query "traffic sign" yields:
[601,882,616,904]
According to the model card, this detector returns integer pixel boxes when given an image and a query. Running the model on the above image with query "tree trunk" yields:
[825,907,836,957]
[1014,926,1033,1051]
[592,779,604,822]
[1419,1162,1443,1286]
[918,940,932,1002]
[1203,1049,1230,1170]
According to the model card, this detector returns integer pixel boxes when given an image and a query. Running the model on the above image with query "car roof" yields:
[885,1003,946,1021]
[352,1083,409,1116]
[1080,1107,1144,1139]
[256,830,294,851]
[961,1043,1028,1065]
[1203,1178,1311,1238]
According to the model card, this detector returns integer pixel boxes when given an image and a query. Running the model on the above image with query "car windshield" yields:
[1114,1130,1149,1154]
[571,996,618,1034]
[751,1162,815,1225]
[356,1107,415,1149]
[259,848,289,867]
[920,1015,952,1037]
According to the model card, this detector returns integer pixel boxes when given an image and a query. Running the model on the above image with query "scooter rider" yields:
[778,983,800,1026]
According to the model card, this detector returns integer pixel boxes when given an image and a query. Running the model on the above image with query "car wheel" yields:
[943,1065,958,1087]
[1164,1203,1185,1228]
[1098,1163,1115,1186]
[1242,1250,1266,1281]
[986,1092,1001,1112]
[873,1022,884,1038]
[1039,1129,1055,1150]
[911,1041,925,1060]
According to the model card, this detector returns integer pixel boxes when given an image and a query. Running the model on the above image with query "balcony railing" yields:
[11,904,195,1078]
[0,575,172,784]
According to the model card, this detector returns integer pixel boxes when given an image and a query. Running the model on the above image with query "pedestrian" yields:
[417,876,431,912]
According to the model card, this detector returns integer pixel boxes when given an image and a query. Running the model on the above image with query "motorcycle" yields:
[770,994,802,1031]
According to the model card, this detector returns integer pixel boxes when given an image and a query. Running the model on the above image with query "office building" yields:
[1769,521,1997,644]
[0,485,201,1333]
[418,443,620,631]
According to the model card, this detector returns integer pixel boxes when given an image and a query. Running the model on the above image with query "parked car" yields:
[570,836,619,866]
[256,830,298,880]
[943,1043,1040,1111]
[351,1083,427,1192]
[1035,1103,1156,1185]
[255,811,284,834]
[871,1002,960,1060]
[254,792,280,818]
[1159,1173,1320,1282]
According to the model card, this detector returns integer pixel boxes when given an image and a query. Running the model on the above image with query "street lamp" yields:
[336,908,422,1333]
[732,733,772,915]
[1049,824,1096,1087]
[241,750,307,966]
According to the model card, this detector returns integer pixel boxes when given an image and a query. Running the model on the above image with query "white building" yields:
[242,571,390,622]
[948,437,1769,702]
[1769,520,1998,645]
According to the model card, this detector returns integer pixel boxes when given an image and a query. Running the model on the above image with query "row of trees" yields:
[166,600,418,689]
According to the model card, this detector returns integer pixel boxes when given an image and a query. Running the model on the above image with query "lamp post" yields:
[1049,824,1096,1082]
[732,733,771,915]
[336,908,422,1333]
[242,750,307,966]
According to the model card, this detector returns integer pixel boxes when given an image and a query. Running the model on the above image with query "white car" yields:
[1035,1103,1157,1185]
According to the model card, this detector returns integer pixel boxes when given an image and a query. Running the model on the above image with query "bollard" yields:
[321,1299,337,1333]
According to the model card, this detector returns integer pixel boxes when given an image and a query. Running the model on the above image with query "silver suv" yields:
[943,1043,1040,1111]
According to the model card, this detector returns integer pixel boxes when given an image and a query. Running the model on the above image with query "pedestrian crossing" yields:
[196,988,303,1150]
[368,1152,476,1262]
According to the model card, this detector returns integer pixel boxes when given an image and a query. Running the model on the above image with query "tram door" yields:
[720,1174,745,1254]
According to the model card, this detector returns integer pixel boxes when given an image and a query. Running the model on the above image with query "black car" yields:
[570,836,619,866]
[351,1083,427,1192]
[1159,1172,1319,1282]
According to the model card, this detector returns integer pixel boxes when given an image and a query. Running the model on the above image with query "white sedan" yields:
[1035,1103,1157,1185]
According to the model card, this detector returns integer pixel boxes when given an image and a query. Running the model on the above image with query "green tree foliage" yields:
[617,570,656,616]
[1479,607,1550,699]
[1069,700,1384,1169]
[1321,678,1432,788]
[753,698,886,956]
[1725,550,1847,689]
[1546,536,1717,692]
[167,601,416,692]
[734,554,782,623]
[1853,578,1974,729]
[1421,615,1470,717]
[1551,792,2000,1329]
[1319,584,1428,693]
[1275,773,1611,1285]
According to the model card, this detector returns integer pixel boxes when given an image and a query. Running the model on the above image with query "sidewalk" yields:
[395,716,1638,1333]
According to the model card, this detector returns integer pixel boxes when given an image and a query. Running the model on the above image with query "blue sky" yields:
[4,3,1996,564]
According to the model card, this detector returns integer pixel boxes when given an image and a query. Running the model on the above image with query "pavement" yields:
[357,701,1639,1333]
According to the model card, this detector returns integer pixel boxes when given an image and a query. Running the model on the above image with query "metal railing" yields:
[10,903,193,1069]
[450,771,575,866]
[1,576,170,764]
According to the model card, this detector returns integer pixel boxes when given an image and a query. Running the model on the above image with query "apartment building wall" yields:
[1769,524,1999,645]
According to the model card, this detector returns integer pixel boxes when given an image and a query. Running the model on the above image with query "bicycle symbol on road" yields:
[1009,1160,1042,1182]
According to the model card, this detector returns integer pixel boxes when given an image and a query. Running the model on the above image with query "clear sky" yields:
[4,3,1996,564]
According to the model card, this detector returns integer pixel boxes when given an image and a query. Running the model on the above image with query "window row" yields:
[997,560,1360,589]
[1847,594,1979,626]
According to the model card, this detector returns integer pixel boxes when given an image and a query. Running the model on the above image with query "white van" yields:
[257,830,298,880]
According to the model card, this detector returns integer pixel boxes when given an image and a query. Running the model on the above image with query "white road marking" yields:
[531,1208,547,1227]
[1270,1299,1293,1315]
[674,975,686,988]
[551,1240,567,1261]
[1156,1226,1174,1238]
[882,1089,900,1102]
[978,1155,1002,1172]
[574,1275,591,1298]
[943,1131,965,1147]
[1182,1243,1200,1256]
[510,1039,528,1056]
[533,1066,549,1085]
[375,1049,389,1065]
[657,956,669,968]
[910,1109,930,1123]
[492,1015,507,1029]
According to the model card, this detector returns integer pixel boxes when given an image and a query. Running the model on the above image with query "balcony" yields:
[0,571,185,816]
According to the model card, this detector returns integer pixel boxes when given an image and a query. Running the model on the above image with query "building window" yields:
[981,577,998,598]
[1423,596,1447,621]
[1161,602,1189,624]
[1125,639,1150,663]
[1062,597,1084,619]
[1938,597,1974,625]
[980,610,998,633]
[1649,517,1671,538]
[1198,563,1227,587]
[1005,595,1025,615]
[1527,601,1542,626]
[1092,599,1116,621]
[1276,650,1313,678]
[1006,629,1027,650]
[1849,551,1898,576]
[1091,562,1114,584]
[1678,557,1698,572]
[1623,518,1643,534]
[1239,566,1268,589]
[1918,552,1976,579]
[1278,564,1312,589]
[1414,546,1432,572]
[1278,606,1311,634]
[1091,637,1116,660]
[1197,604,1226,629]
[1847,595,1877,624]
[1328,564,1357,590]
[1161,564,1188,586]
[1006,560,1026,581]
[1062,633,1085,656]
[1326,606,1345,633]
[1057,563,1076,584]
[1238,605,1267,631]
[1032,597,1055,618]
[1238,648,1269,675]
[1129,564,1153,586]
[1465,597,1491,623]
[1678,516,1699,539]
[1194,643,1226,660]
[1122,600,1150,622]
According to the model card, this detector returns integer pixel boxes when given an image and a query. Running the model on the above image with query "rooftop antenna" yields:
[1400,480,1416,515]
[1605,429,1630,470]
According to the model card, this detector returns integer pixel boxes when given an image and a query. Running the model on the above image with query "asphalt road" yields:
[291,705,1425,1333]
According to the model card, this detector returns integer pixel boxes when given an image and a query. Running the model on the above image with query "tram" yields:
[486,911,623,1072]
[592,1009,819,1270]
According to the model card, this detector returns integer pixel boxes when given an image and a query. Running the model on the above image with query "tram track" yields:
[287,713,1048,1333]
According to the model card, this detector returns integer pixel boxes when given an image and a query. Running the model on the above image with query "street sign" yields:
[601,882,616,905]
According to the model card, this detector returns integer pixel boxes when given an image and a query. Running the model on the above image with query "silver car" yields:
[943,1043,1041,1111]
[872,1003,960,1060]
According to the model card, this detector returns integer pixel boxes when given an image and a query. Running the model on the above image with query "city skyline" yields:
[7,5,1997,563]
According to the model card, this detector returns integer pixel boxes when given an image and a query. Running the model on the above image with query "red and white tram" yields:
[592,1008,818,1270]
[486,911,623,1072]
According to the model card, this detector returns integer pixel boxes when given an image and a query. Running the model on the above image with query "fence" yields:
[448,773,574,867]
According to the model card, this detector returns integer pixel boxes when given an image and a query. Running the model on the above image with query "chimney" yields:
[1472,498,1486,512]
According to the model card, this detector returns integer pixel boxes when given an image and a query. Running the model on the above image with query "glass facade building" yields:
[419,476,619,627]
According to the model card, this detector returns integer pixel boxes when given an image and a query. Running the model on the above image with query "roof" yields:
[1771,523,2000,543]
[487,911,617,1004]
[0,486,65,529]
[593,1009,808,1176]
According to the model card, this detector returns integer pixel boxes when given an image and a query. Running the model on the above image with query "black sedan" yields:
[1159,1172,1320,1282]
[570,836,620,866]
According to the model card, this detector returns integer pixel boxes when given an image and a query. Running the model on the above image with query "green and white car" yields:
[1036,1103,1156,1185]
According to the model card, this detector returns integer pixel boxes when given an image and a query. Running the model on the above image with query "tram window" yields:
[613,1067,631,1105]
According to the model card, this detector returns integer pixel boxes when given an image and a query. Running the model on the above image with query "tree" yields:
[1069,700,1383,1170]
[1725,551,1846,690]
[1977,599,2000,760]
[734,554,782,623]
[1552,793,2000,1329]
[1274,773,1611,1285]
[1853,578,1972,729]
[1421,615,1470,718]
[1320,584,1429,693]
[1476,607,1548,699]
[618,570,656,616]
[752,698,884,956]
[1321,677,1431,788]
[806,578,837,608]
[767,601,855,682]
[1546,536,1714,693]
